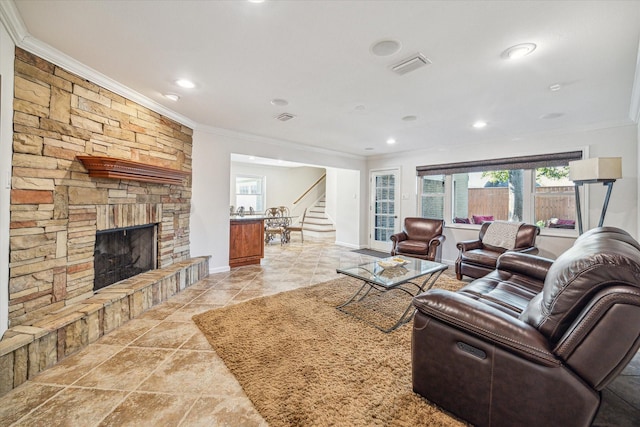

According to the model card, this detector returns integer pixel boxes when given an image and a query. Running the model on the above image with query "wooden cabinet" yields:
[229,218,265,268]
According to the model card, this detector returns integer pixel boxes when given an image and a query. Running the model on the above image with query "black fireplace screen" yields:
[94,224,157,291]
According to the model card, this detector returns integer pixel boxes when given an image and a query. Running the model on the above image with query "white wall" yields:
[367,124,638,265]
[324,169,337,224]
[230,162,325,214]
[0,23,15,336]
[332,168,361,248]
[191,128,367,272]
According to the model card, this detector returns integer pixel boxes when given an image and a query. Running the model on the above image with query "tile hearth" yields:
[0,238,638,426]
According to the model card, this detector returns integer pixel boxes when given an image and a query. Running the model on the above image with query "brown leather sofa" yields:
[412,227,640,427]
[455,221,539,279]
[390,217,444,261]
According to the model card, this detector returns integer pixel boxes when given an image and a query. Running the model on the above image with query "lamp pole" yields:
[573,179,616,235]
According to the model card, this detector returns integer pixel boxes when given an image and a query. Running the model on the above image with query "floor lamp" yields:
[569,157,622,234]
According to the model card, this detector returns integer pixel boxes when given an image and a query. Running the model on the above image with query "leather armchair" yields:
[390,217,444,261]
[455,221,539,280]
[412,227,640,427]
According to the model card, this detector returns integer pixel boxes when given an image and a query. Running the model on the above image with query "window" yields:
[417,151,582,231]
[452,169,525,223]
[235,175,264,212]
[534,166,575,230]
[420,175,444,220]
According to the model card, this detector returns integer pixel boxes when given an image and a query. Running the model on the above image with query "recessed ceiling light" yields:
[473,121,488,129]
[549,83,562,92]
[248,156,256,160]
[386,138,396,145]
[502,43,537,60]
[371,39,401,57]
[270,98,288,107]
[402,115,417,121]
[175,79,195,89]
[164,93,180,101]
[248,0,265,3]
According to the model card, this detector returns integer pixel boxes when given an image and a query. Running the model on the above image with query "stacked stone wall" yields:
[9,48,193,327]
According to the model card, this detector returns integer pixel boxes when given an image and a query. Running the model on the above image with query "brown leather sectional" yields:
[455,221,540,280]
[412,226,640,426]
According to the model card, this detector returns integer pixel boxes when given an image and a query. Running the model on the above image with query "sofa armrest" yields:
[496,252,553,282]
[428,234,445,247]
[513,246,539,256]
[390,231,407,243]
[413,289,559,366]
[456,239,483,252]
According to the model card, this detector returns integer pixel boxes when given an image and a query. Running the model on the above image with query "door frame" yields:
[369,167,401,252]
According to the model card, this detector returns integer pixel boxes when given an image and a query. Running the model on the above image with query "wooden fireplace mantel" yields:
[77,156,190,185]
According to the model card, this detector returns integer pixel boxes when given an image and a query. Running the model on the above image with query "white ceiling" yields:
[11,0,640,157]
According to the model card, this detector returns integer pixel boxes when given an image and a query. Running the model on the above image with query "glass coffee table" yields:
[336,255,447,332]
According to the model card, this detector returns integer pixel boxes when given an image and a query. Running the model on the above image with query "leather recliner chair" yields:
[412,227,640,427]
[455,221,540,280]
[390,217,445,261]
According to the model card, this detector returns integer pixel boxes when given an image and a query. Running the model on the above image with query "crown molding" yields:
[0,0,27,45]
[195,124,365,161]
[0,1,197,129]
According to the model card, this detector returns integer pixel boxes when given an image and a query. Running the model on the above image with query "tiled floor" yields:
[0,237,638,426]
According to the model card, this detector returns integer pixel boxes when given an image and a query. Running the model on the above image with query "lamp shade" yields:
[569,157,622,182]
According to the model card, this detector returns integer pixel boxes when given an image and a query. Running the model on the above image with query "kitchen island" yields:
[229,216,265,268]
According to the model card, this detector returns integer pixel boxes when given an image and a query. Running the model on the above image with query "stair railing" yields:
[291,174,326,220]
[293,173,326,205]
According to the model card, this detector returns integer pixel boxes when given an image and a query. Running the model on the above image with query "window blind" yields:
[416,151,583,176]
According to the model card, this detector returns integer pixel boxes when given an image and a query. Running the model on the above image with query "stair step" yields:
[298,195,335,235]
[306,214,328,220]
[304,217,333,224]
[303,225,336,232]
[304,223,334,229]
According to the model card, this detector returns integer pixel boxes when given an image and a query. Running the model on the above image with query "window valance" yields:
[416,151,583,177]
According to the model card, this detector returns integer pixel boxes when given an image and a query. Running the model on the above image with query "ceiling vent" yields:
[390,53,432,75]
[276,113,296,122]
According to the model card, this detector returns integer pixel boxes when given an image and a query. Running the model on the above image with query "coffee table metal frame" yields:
[336,255,447,332]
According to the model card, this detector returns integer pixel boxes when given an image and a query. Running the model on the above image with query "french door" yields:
[369,169,400,252]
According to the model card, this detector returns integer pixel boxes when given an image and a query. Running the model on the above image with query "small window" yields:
[235,175,264,212]
[534,166,575,230]
[419,175,444,220]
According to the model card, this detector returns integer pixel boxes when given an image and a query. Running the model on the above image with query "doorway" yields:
[369,169,400,252]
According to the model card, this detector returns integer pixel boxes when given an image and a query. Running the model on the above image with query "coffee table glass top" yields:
[337,255,447,288]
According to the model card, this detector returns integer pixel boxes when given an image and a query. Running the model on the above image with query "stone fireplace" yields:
[94,224,157,291]
[8,47,195,327]
[1,46,211,399]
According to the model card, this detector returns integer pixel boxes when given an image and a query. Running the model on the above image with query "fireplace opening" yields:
[94,224,158,291]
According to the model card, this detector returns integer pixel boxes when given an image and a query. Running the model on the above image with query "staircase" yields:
[303,197,336,239]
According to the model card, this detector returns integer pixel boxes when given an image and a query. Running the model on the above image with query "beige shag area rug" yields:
[193,275,467,427]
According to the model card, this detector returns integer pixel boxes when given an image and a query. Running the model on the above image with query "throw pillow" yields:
[472,215,494,224]
[453,217,471,224]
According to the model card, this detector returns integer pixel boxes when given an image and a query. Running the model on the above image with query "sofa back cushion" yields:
[477,222,539,253]
[520,228,640,344]
[404,217,443,241]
